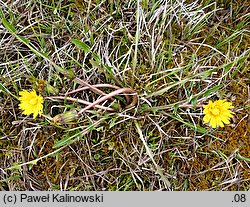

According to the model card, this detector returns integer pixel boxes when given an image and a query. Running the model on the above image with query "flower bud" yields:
[62,69,75,79]
[46,84,59,95]
[55,66,75,79]
[52,110,78,125]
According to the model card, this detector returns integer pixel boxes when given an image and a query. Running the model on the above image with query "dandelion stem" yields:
[74,77,106,96]
[77,88,138,115]
[45,96,115,112]
[66,83,130,103]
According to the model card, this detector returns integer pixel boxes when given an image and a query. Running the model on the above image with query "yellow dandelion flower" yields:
[18,89,44,119]
[203,99,234,128]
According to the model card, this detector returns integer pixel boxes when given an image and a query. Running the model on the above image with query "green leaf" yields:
[140,104,150,111]
[53,135,73,148]
[9,162,22,170]
[18,36,30,44]
[0,82,18,99]
[166,113,208,134]
[2,18,16,33]
[109,117,118,128]
[71,38,100,62]
[204,84,223,97]
[236,153,250,162]
[53,131,83,148]
[191,96,198,108]
[0,176,21,183]
[71,38,91,53]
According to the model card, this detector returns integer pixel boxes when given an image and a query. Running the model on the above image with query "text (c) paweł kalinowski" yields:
[20,194,104,203]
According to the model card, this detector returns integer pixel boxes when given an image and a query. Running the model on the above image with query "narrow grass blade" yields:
[134,120,171,189]
[1,18,75,79]
[0,82,18,99]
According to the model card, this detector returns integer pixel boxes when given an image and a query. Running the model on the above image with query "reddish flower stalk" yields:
[66,83,130,103]
[74,77,106,96]
[46,96,115,112]
[47,77,138,120]
[77,87,138,115]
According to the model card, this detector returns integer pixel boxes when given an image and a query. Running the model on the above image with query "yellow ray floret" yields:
[203,99,234,128]
[18,89,44,119]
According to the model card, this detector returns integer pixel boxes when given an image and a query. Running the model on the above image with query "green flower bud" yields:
[46,84,59,95]
[55,66,75,79]
[52,110,78,125]
[62,69,75,79]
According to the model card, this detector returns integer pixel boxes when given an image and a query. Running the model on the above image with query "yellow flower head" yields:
[203,99,234,128]
[18,89,44,118]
